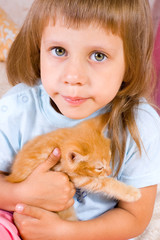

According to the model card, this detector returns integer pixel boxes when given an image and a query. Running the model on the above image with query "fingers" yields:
[61,183,75,210]
[35,148,61,173]
[65,180,76,200]
[15,204,43,220]
[14,198,75,220]
[70,182,76,197]
[65,198,75,209]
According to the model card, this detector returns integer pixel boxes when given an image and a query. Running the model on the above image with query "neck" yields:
[50,98,62,114]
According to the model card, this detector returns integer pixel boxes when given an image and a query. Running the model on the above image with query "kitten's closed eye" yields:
[94,162,105,172]
[95,167,104,172]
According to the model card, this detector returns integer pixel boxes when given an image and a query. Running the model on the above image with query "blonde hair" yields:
[7,0,155,174]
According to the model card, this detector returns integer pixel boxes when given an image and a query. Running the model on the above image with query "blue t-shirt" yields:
[0,83,160,224]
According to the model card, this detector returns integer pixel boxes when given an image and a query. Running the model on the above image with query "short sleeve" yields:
[0,97,21,172]
[0,130,19,172]
[117,103,160,188]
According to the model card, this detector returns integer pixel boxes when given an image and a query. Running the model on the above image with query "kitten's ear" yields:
[68,151,86,163]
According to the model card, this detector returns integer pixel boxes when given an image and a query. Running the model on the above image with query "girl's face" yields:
[40,19,125,119]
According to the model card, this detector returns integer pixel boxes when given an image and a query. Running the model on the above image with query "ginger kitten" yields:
[6,114,141,220]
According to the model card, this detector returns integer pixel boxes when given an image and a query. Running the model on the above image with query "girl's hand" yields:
[17,148,75,212]
[14,204,65,240]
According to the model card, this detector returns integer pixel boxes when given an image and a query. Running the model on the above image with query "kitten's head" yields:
[56,114,112,177]
[62,139,111,178]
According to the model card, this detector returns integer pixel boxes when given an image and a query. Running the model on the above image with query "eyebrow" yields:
[43,40,66,46]
[44,40,117,52]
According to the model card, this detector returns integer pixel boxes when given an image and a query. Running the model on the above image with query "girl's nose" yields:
[62,60,88,86]
[64,74,84,86]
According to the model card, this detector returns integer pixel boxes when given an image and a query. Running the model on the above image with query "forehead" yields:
[41,17,123,49]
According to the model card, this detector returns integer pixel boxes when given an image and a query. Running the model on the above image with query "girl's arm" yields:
[14,185,157,240]
[0,149,75,212]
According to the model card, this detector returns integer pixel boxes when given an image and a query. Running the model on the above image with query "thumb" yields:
[35,148,61,173]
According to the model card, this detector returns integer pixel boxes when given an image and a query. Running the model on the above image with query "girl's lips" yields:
[62,96,89,105]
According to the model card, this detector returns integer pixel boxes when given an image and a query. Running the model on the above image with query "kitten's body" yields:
[6,114,141,220]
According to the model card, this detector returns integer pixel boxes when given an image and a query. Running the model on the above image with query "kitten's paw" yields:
[123,186,141,202]
[58,208,78,221]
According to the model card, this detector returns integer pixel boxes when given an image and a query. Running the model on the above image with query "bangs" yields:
[33,0,123,37]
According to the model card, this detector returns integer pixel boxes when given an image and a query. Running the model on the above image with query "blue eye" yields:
[51,47,66,57]
[91,52,107,62]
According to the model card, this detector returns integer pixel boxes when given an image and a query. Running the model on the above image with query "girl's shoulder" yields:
[2,83,33,98]
[0,82,44,123]
[117,101,160,188]
[135,100,160,139]
[1,82,42,100]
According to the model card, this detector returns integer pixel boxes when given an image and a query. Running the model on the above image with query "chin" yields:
[61,109,92,120]
[64,113,88,120]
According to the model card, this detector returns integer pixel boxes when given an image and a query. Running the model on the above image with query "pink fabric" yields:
[0,210,21,240]
[153,22,160,109]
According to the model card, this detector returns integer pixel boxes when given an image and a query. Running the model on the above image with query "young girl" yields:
[0,0,160,239]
